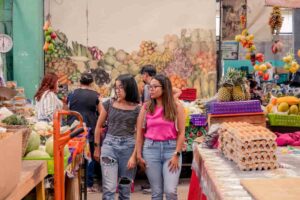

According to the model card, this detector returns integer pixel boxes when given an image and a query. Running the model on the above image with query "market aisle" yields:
[88,178,190,200]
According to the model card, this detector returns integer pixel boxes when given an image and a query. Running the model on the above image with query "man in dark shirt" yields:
[140,65,156,103]
[67,73,101,192]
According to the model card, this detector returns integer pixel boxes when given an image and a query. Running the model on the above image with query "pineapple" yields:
[218,68,249,102]
[217,69,235,102]
[218,86,232,101]
[231,69,248,101]
[233,85,246,101]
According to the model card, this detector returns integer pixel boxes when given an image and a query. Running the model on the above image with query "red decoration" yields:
[263,73,270,80]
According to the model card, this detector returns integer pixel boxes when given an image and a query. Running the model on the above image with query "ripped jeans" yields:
[100,134,136,200]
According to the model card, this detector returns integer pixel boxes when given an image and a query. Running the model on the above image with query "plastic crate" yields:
[268,114,300,127]
[179,88,197,101]
[209,100,262,114]
[23,155,69,175]
[190,114,207,126]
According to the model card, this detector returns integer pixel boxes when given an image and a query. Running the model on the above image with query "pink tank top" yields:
[144,106,177,141]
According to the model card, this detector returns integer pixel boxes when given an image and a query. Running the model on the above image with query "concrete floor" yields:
[88,178,191,200]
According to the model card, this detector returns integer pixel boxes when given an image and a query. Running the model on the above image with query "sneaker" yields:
[142,188,151,194]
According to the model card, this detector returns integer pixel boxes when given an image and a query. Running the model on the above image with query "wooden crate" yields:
[208,112,266,128]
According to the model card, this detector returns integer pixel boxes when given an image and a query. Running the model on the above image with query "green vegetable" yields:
[2,115,28,125]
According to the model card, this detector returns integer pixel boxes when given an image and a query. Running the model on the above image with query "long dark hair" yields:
[148,74,177,121]
[115,74,140,104]
[34,73,58,101]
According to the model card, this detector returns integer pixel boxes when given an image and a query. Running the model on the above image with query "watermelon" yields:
[25,131,41,154]
[25,150,50,159]
[46,137,69,157]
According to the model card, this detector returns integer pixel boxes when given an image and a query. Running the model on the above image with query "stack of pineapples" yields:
[218,68,250,102]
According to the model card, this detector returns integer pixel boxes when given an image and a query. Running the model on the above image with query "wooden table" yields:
[5,160,47,200]
[208,112,266,127]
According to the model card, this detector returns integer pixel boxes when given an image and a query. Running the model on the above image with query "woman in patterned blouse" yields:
[34,73,63,122]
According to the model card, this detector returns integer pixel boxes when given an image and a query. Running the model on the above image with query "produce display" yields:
[266,96,300,115]
[282,51,300,74]
[2,114,28,126]
[219,122,278,171]
[45,28,217,98]
[218,68,250,102]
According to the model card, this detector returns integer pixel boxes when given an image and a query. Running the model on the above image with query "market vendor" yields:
[34,72,63,122]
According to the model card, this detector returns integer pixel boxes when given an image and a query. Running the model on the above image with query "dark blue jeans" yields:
[87,141,96,187]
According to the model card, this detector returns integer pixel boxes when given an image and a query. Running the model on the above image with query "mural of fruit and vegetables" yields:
[45,28,217,98]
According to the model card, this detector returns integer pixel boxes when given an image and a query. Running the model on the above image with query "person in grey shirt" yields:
[140,65,156,103]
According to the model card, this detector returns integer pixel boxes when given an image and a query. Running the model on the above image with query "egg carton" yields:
[223,149,277,166]
[237,162,278,171]
[223,141,277,153]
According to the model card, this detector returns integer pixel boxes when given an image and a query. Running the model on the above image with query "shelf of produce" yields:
[208,112,266,128]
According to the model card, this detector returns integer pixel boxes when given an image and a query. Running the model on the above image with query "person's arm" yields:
[168,102,185,173]
[93,102,108,161]
[175,102,185,154]
[173,87,182,101]
[135,106,147,170]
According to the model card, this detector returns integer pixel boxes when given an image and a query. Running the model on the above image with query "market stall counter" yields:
[5,160,47,200]
[188,144,300,200]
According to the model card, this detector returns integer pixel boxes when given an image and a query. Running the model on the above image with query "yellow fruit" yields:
[249,45,256,51]
[277,102,289,112]
[289,105,299,115]
[290,66,298,74]
[245,53,251,60]
[242,29,248,36]
[248,34,254,40]
[235,35,242,42]
[298,49,300,58]
[283,55,293,63]
[277,96,300,105]
[291,61,298,68]
[254,64,260,71]
[259,64,267,72]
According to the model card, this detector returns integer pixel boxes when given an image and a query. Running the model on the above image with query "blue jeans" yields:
[101,134,136,200]
[143,139,182,200]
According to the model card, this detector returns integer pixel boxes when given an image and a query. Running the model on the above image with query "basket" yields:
[0,125,31,156]
[179,88,197,101]
[268,114,300,127]
[209,100,262,114]
[190,114,207,126]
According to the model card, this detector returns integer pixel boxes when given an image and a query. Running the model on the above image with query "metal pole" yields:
[217,0,223,88]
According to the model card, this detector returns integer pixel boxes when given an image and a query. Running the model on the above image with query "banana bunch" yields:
[269,6,283,35]
[138,50,173,72]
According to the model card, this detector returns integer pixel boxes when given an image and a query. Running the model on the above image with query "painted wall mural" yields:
[45,0,217,98]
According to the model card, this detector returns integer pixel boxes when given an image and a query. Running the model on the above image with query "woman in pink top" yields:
[136,74,185,200]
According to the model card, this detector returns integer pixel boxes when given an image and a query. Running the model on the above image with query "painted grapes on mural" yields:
[45,29,217,98]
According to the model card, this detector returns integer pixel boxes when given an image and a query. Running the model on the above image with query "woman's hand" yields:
[127,155,137,170]
[94,146,101,162]
[137,155,147,171]
[168,155,180,173]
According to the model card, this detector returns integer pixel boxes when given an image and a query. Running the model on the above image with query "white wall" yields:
[47,0,216,51]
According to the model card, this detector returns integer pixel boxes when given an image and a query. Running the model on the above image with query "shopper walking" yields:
[136,74,185,200]
[35,72,63,122]
[67,72,101,192]
[94,74,140,200]
[140,65,156,103]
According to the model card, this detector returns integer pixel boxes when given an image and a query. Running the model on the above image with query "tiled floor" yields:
[88,178,191,200]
